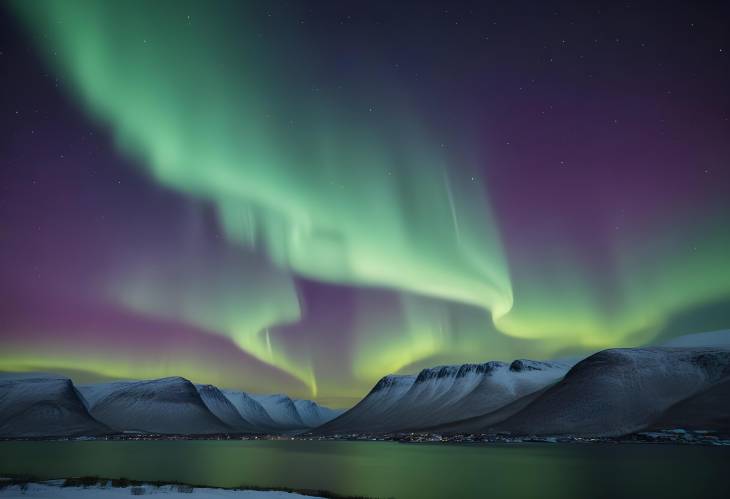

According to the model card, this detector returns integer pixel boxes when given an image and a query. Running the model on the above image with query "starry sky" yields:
[1,1,729,407]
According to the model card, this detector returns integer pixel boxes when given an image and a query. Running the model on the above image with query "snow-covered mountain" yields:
[82,377,231,434]
[315,359,568,434]
[293,399,344,428]
[77,380,134,408]
[312,374,417,434]
[221,389,280,431]
[82,378,345,433]
[79,378,341,433]
[650,377,730,431]
[403,360,568,430]
[428,384,552,434]
[81,378,343,434]
[249,394,307,430]
[0,377,108,437]
[195,384,260,432]
[486,347,730,437]
[1,374,347,437]
[3,331,728,438]
[220,390,340,431]
[317,332,730,437]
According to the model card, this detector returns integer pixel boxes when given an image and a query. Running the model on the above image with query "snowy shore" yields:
[0,482,320,498]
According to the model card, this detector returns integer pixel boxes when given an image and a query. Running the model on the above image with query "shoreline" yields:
[1,428,729,446]
[0,478,375,499]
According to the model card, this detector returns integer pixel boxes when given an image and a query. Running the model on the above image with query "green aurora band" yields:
[8,0,730,401]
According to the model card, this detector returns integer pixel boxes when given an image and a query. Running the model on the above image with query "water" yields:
[1,440,729,499]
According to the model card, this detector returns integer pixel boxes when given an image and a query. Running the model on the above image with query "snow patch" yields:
[0,483,319,498]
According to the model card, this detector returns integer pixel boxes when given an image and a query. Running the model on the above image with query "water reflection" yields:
[0,441,729,499]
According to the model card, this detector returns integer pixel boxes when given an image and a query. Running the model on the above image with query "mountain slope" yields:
[196,384,260,432]
[87,377,231,434]
[315,359,567,434]
[492,347,730,437]
[650,377,730,431]
[221,389,281,431]
[293,399,344,428]
[398,360,568,431]
[313,374,416,434]
[249,394,307,430]
[429,384,555,434]
[0,377,109,437]
[77,381,134,409]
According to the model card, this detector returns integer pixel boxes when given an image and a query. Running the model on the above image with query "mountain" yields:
[83,377,231,434]
[661,329,730,349]
[487,347,730,437]
[221,389,281,431]
[293,399,344,428]
[314,359,568,434]
[391,360,568,431]
[428,384,554,434]
[313,374,416,434]
[4,331,727,438]
[317,334,730,437]
[81,379,342,434]
[249,394,307,430]
[650,377,730,431]
[195,384,260,433]
[220,390,341,431]
[77,380,134,408]
[0,377,109,437]
[1,374,354,437]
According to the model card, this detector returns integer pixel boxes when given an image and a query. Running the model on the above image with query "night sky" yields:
[1,1,729,407]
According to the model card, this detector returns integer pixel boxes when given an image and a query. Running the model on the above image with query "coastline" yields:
[0,478,375,499]
[2,428,729,446]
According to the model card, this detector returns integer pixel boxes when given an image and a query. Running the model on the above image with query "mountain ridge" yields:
[0,375,342,437]
[313,331,730,437]
[2,331,729,438]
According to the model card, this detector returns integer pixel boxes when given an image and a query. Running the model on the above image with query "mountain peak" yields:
[509,359,561,372]
[372,374,416,393]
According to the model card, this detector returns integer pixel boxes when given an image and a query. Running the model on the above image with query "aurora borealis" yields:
[1,1,729,406]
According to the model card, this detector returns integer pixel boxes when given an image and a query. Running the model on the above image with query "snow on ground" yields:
[0,483,320,498]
